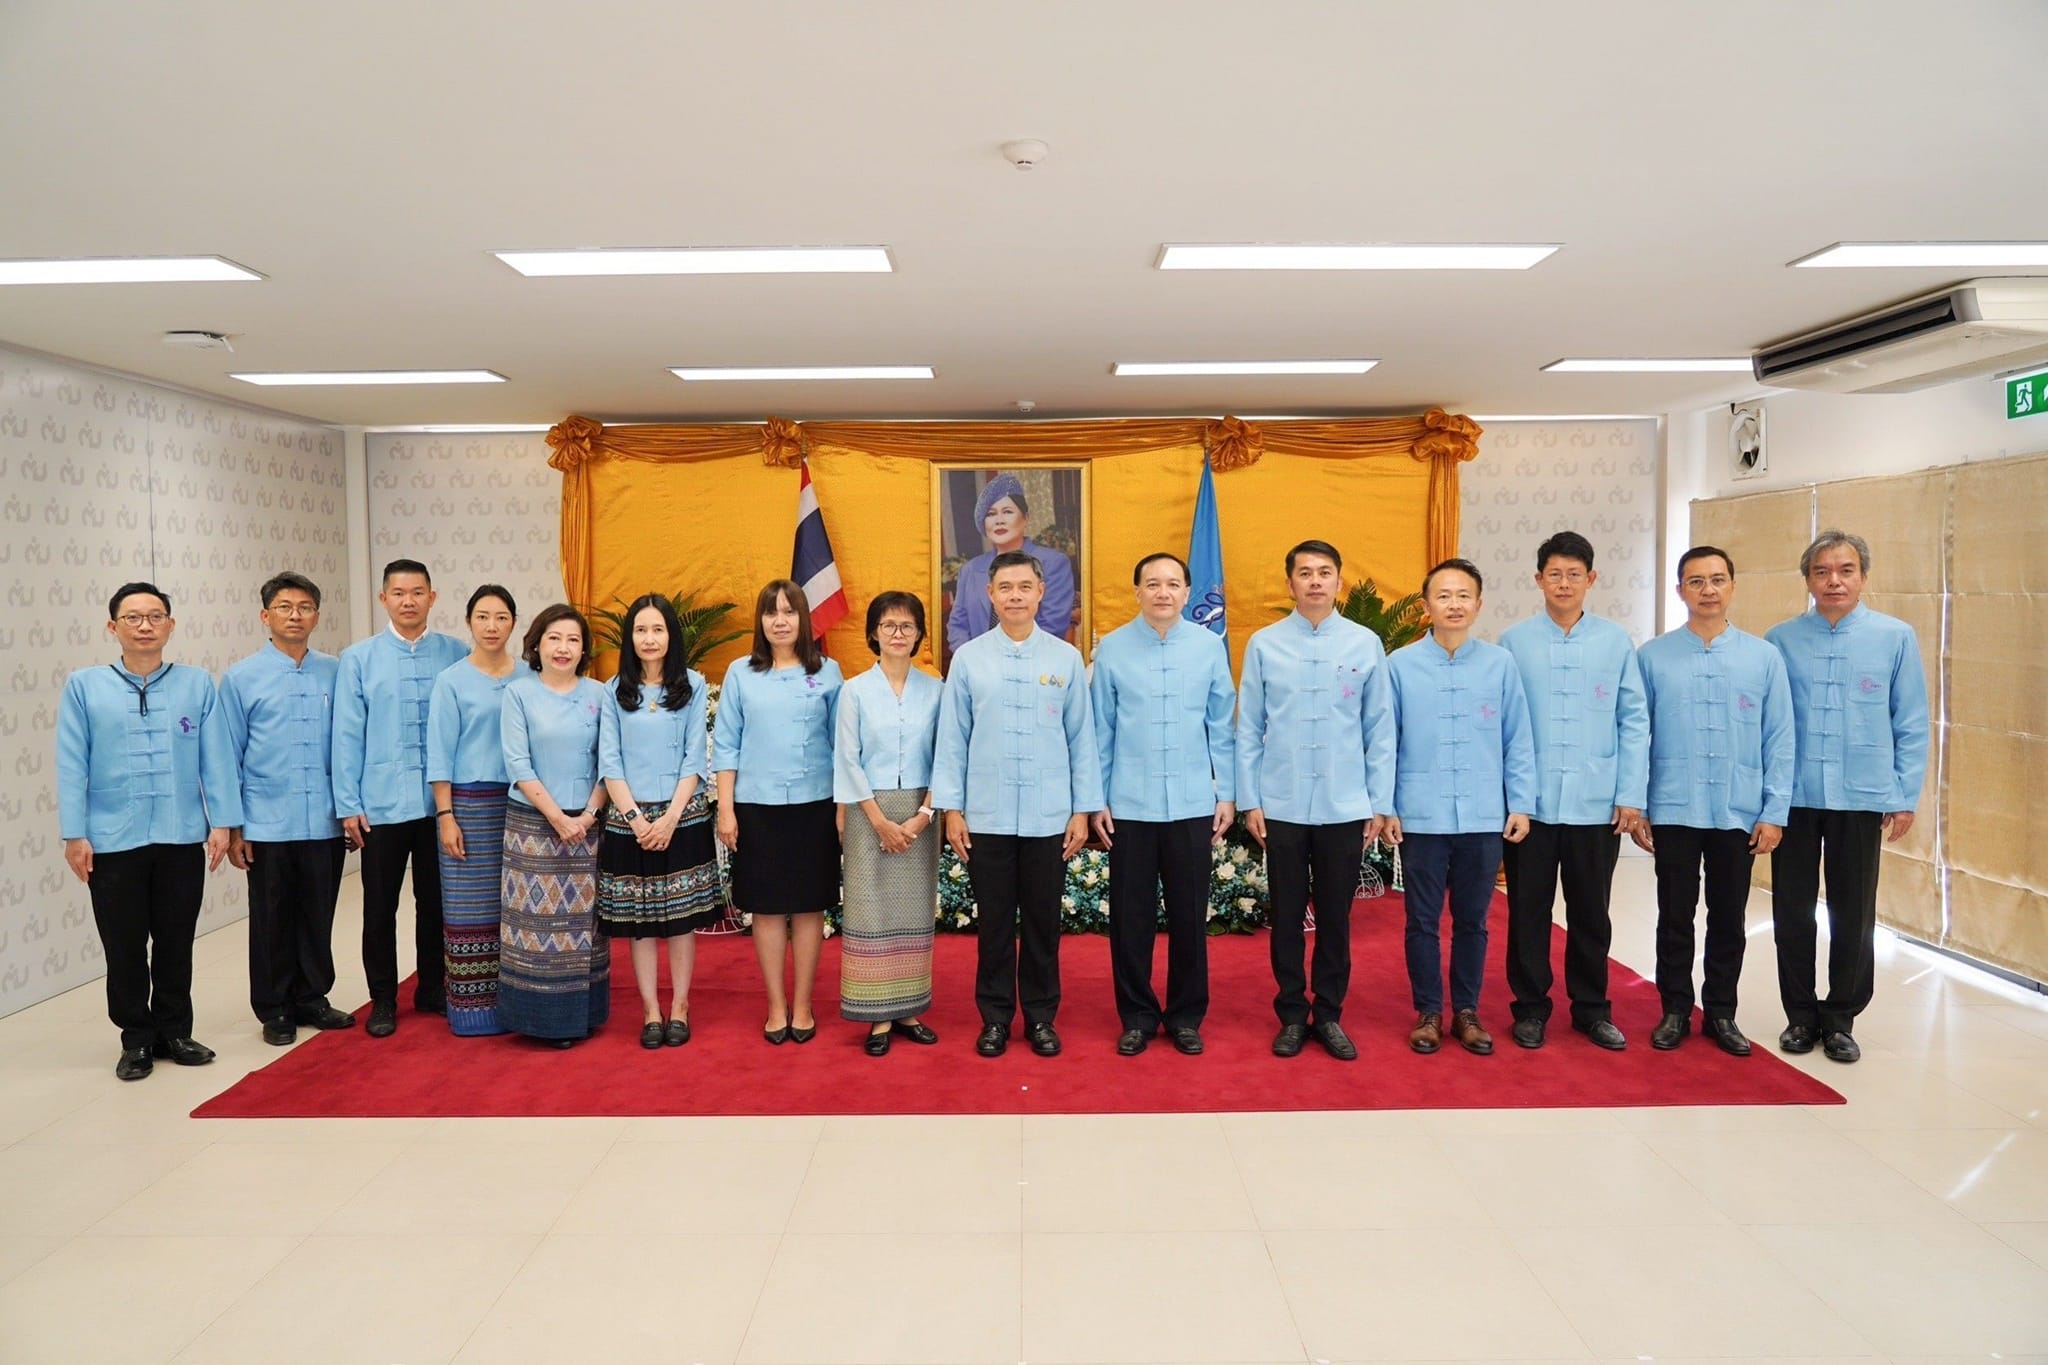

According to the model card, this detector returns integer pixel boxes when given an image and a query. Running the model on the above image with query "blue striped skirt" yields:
[441,782,509,1036]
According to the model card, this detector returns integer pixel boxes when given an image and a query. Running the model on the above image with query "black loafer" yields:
[891,1019,938,1045]
[1778,1023,1819,1054]
[1169,1027,1204,1055]
[1272,1023,1308,1057]
[366,1000,398,1038]
[640,1022,665,1050]
[1576,1019,1628,1051]
[1705,1016,1752,1057]
[1650,1012,1690,1050]
[1026,1022,1062,1057]
[1116,1028,1150,1057]
[865,1029,892,1057]
[665,1019,690,1047]
[1512,1017,1546,1050]
[262,1019,297,1047]
[299,1005,356,1030]
[115,1047,153,1081]
[1821,1030,1861,1064]
[975,1023,1009,1057]
[152,1037,215,1066]
[1313,1021,1358,1062]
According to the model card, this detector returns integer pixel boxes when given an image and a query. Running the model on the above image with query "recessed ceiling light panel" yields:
[496,247,893,276]
[0,256,262,284]
[1792,242,2048,269]
[230,370,507,386]
[1157,244,1558,271]
[670,365,932,381]
[1112,360,1378,376]
[1542,358,1753,373]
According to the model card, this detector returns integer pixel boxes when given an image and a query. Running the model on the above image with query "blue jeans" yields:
[1402,831,1504,1015]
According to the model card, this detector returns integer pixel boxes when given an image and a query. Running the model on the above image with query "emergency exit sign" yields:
[2010,371,2048,419]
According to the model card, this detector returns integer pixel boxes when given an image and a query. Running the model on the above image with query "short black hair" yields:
[381,558,431,586]
[1677,545,1735,583]
[1132,551,1191,585]
[988,549,1043,583]
[1535,531,1596,574]
[521,603,592,675]
[108,581,170,619]
[865,591,928,654]
[465,583,517,619]
[1285,540,1342,575]
[259,571,322,609]
[1423,557,1484,596]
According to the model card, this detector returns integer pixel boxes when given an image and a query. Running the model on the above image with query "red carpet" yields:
[194,893,1840,1119]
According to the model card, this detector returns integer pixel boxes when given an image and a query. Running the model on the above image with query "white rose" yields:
[1216,863,1236,881]
[1061,896,1075,910]
[1237,896,1254,910]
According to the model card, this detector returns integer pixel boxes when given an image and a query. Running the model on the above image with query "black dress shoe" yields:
[975,1023,1009,1057]
[1313,1021,1358,1061]
[1272,1023,1308,1057]
[152,1037,216,1066]
[546,1037,576,1049]
[366,1000,398,1038]
[1116,1028,1150,1056]
[665,1019,690,1047]
[1821,1030,1861,1063]
[1169,1027,1204,1056]
[640,1022,666,1050]
[1705,1016,1752,1056]
[891,1019,938,1045]
[1512,1017,1546,1050]
[262,1018,297,1047]
[763,1024,790,1045]
[865,1028,892,1057]
[789,1023,817,1045]
[1778,1022,1819,1054]
[1575,1019,1628,1051]
[1026,1022,1062,1057]
[298,1005,356,1030]
[1650,1012,1690,1050]
[115,1047,153,1081]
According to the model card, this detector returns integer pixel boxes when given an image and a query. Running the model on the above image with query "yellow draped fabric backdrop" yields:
[545,410,1480,678]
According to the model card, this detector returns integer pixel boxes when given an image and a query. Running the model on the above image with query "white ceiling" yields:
[4,0,2046,428]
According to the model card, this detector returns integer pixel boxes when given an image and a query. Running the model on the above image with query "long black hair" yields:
[614,594,696,712]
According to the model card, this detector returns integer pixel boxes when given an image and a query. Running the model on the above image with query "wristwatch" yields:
[916,805,935,821]
[621,809,641,822]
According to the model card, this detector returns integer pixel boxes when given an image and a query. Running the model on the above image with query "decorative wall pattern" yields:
[364,434,562,640]
[1459,420,1659,645]
[0,345,347,1018]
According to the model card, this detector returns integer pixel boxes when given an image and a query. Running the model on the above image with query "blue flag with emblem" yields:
[1185,453,1226,636]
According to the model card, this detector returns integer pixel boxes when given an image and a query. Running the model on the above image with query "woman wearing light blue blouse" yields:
[834,591,943,1056]
[498,603,610,1047]
[714,579,843,1045]
[599,594,718,1050]
[428,584,520,1037]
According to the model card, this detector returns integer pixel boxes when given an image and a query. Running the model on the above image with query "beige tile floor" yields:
[2,856,2045,1364]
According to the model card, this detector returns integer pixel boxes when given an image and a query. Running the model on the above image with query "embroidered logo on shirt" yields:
[1857,676,1881,695]
[1737,693,1756,713]
[178,716,194,733]
[804,675,821,690]
[1480,702,1497,720]
[1593,682,1611,700]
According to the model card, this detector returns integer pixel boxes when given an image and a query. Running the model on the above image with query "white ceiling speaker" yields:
[1729,401,1766,480]
[1000,139,1048,170]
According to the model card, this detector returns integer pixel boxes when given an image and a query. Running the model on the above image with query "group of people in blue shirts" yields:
[57,525,1925,1082]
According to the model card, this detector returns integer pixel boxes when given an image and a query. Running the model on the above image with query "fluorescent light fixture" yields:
[1542,358,1753,373]
[496,247,892,276]
[1792,241,2048,269]
[670,365,932,381]
[1113,360,1377,376]
[0,255,261,285]
[1157,243,1558,271]
[230,370,507,386]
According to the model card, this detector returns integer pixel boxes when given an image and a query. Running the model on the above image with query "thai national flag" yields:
[792,457,849,636]
[1185,453,1227,636]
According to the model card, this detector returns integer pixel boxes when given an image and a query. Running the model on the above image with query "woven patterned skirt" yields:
[497,801,610,1040]
[441,782,509,1036]
[838,788,938,1022]
[596,789,723,938]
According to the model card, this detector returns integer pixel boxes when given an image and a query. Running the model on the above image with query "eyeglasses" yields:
[1682,575,1733,591]
[877,621,920,635]
[267,603,318,617]
[1540,571,1588,585]
[117,612,169,627]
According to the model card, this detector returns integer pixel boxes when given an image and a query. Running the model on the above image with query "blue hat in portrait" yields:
[973,472,1027,528]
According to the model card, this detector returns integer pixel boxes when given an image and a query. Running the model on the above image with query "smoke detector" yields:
[1000,139,1049,170]
[161,330,233,351]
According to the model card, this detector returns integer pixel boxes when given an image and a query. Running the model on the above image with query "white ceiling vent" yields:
[1754,278,2048,394]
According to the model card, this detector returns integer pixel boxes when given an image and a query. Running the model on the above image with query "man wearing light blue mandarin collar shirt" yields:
[933,551,1104,1059]
[1634,546,1795,1057]
[1765,531,1928,1065]
[1090,552,1236,1057]
[1238,540,1396,1062]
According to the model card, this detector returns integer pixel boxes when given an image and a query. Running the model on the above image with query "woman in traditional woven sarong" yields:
[599,595,718,1050]
[833,592,943,1056]
[714,580,843,1045]
[427,585,520,1036]
[498,604,610,1047]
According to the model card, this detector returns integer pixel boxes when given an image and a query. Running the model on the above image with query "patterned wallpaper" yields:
[0,344,348,1017]
[1459,419,1659,645]
[364,434,562,640]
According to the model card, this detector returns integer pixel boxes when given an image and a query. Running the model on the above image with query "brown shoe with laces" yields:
[1450,1009,1495,1055]
[1408,1011,1442,1054]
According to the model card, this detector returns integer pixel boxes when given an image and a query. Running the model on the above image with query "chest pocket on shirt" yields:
[1846,648,1892,748]
[1727,664,1771,736]
[1586,678,1619,758]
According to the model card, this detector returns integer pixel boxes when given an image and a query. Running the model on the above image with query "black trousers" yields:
[359,816,444,1006]
[1106,816,1212,1032]
[245,837,347,1023]
[1771,806,1884,1036]
[1652,824,1754,1020]
[967,832,1066,1027]
[1265,818,1365,1026]
[1505,820,1621,1027]
[87,842,205,1050]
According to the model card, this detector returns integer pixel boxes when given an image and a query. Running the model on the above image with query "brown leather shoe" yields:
[1450,1009,1495,1055]
[1408,1011,1442,1054]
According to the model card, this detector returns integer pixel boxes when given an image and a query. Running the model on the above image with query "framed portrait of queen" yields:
[931,463,1090,673]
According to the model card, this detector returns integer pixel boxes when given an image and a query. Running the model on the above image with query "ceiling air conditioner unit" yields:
[1753,278,2048,394]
